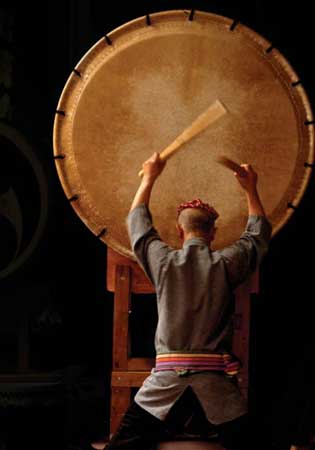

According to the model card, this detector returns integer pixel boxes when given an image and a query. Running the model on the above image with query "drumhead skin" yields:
[53,10,314,259]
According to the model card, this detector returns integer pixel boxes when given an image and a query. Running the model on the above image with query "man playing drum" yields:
[106,152,271,450]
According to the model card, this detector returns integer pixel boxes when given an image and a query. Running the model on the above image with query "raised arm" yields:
[130,152,166,212]
[219,164,271,287]
[127,152,168,285]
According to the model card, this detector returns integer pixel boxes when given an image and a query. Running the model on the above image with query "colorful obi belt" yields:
[155,352,241,376]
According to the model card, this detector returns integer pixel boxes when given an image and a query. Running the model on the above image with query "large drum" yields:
[53,10,314,259]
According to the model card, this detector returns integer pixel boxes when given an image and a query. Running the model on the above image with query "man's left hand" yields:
[141,152,166,183]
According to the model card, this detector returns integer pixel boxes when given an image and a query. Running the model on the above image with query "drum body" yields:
[54,10,314,259]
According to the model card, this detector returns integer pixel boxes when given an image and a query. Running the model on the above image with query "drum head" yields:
[53,10,314,259]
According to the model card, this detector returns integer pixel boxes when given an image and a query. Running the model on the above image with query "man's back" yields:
[155,239,233,355]
[128,202,271,356]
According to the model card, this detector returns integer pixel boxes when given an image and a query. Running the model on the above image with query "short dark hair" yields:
[177,208,216,234]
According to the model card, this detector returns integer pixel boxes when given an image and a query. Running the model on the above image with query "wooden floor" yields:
[157,442,224,449]
[91,440,107,450]
[91,439,225,450]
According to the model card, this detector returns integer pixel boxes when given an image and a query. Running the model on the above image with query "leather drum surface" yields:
[53,10,314,259]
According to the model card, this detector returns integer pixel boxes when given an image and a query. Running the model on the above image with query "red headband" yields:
[177,198,219,220]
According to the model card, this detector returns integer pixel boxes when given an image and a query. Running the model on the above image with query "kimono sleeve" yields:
[219,215,272,288]
[126,204,170,287]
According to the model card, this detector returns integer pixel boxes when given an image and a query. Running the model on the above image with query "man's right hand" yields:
[234,164,266,216]
[234,164,258,193]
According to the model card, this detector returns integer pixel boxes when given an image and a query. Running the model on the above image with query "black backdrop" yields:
[1,1,315,448]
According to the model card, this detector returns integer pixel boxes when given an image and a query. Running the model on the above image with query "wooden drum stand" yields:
[107,247,259,436]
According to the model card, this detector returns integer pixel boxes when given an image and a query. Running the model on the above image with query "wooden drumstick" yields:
[138,99,227,177]
[216,156,247,177]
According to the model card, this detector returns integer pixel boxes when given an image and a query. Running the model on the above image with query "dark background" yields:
[0,1,315,449]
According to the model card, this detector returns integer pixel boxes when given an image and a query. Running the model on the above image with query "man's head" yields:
[176,199,219,246]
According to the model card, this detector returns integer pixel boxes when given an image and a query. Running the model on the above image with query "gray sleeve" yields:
[126,204,170,286]
[219,215,272,288]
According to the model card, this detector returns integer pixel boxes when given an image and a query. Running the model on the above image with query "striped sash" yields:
[155,352,241,376]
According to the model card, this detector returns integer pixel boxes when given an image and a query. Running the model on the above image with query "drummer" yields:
[106,152,272,450]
